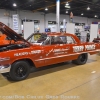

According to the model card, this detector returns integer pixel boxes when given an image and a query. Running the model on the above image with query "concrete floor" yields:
[0,54,100,100]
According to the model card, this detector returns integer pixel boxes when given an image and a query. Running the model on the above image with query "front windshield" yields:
[28,33,48,44]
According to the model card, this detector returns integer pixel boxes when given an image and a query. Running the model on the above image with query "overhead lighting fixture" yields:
[45,8,48,11]
[81,13,84,15]
[66,2,69,6]
[87,7,90,10]
[65,5,71,9]
[66,11,68,13]
[13,3,17,7]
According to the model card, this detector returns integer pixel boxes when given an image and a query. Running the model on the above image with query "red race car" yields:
[0,22,99,81]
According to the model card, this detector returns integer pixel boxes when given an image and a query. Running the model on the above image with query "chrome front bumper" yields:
[0,65,11,73]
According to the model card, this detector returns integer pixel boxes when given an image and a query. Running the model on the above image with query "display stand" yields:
[23,22,34,39]
[90,24,98,42]
[66,23,75,34]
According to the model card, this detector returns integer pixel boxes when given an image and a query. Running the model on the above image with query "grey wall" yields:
[0,9,100,33]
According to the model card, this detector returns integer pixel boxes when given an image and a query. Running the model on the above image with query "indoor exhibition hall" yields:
[0,0,100,100]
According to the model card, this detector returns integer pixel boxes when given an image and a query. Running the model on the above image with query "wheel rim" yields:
[80,54,86,62]
[15,65,27,78]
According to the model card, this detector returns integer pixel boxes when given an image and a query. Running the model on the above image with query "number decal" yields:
[85,45,95,50]
[73,46,84,52]
[73,45,96,53]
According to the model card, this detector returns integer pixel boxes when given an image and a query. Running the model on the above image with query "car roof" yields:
[46,32,75,37]
[28,32,74,36]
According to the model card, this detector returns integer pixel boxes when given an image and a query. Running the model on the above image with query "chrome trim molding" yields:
[0,65,11,73]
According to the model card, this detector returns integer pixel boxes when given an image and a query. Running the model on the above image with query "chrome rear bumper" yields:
[0,65,11,73]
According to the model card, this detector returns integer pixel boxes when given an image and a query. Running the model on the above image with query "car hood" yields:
[0,22,30,44]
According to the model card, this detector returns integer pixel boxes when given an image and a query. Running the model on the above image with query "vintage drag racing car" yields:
[0,22,99,81]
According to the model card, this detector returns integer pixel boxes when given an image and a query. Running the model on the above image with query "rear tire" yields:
[72,53,88,65]
[9,61,30,81]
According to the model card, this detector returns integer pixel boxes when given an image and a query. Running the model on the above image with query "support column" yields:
[56,0,60,32]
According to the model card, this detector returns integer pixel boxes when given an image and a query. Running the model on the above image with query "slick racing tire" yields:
[72,53,88,65]
[9,61,30,81]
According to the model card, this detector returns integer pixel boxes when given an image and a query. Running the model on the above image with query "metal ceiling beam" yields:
[60,0,100,16]
[32,0,72,12]
[75,0,100,8]
[61,4,100,13]
[18,0,43,7]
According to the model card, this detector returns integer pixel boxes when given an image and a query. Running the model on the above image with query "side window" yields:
[66,36,75,44]
[60,36,67,44]
[51,36,55,45]
[44,37,50,45]
[51,36,66,45]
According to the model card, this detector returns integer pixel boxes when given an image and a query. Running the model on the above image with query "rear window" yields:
[66,36,75,44]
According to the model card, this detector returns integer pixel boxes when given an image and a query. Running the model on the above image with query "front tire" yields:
[9,61,30,81]
[72,53,88,65]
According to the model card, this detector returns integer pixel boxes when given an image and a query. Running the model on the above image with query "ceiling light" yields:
[66,2,69,6]
[45,8,48,11]
[87,7,90,10]
[65,5,71,9]
[66,11,68,13]
[13,3,17,7]
[81,13,84,15]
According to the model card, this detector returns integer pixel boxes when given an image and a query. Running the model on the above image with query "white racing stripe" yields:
[35,49,99,62]
[46,49,53,56]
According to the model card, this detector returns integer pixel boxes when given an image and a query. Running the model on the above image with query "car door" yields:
[41,36,58,66]
[51,36,71,63]
[42,36,71,66]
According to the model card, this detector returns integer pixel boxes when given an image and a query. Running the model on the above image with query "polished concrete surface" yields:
[0,54,100,100]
